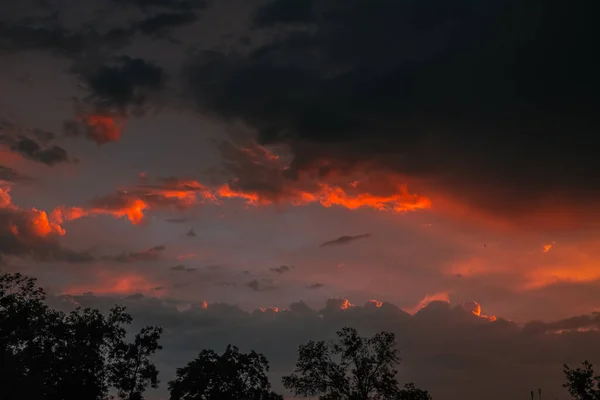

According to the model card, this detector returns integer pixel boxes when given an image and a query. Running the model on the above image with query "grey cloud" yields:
[0,165,33,182]
[47,294,600,400]
[138,12,198,37]
[170,264,197,273]
[321,234,371,247]
[307,283,323,289]
[125,293,145,301]
[0,134,70,165]
[247,279,276,292]
[165,217,188,223]
[269,265,293,274]
[186,228,196,237]
[105,245,166,263]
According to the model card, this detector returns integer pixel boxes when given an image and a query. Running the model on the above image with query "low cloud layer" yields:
[47,293,600,400]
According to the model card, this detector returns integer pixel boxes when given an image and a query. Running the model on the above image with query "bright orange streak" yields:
[82,114,124,144]
[52,198,149,225]
[217,182,431,212]
[259,307,279,313]
[462,301,496,322]
[367,299,383,308]
[404,292,450,315]
[217,185,263,205]
[63,273,159,296]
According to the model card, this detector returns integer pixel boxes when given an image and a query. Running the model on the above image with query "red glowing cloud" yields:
[81,114,125,145]
[63,272,161,296]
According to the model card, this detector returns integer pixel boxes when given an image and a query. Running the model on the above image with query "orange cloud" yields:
[461,301,497,322]
[1,185,66,238]
[214,139,431,213]
[259,307,280,313]
[49,178,216,226]
[404,292,450,315]
[217,181,431,213]
[543,242,556,253]
[81,114,125,145]
[63,272,160,296]
[52,199,148,225]
[325,298,355,310]
[366,299,383,308]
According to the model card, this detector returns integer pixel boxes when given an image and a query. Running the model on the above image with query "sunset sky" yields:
[0,1,598,399]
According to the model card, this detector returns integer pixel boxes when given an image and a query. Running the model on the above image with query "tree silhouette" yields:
[0,272,163,400]
[563,361,600,400]
[282,326,431,400]
[109,326,163,400]
[397,383,432,400]
[168,345,283,400]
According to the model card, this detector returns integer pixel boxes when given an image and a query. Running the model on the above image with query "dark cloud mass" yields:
[321,233,371,247]
[78,56,166,112]
[0,134,70,165]
[138,12,198,36]
[185,0,599,224]
[49,294,600,400]
[0,165,32,182]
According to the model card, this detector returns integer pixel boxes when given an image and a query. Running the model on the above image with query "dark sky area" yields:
[0,1,598,399]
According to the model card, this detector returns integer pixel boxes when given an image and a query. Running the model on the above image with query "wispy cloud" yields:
[321,234,371,247]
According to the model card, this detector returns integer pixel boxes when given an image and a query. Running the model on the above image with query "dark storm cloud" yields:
[253,0,314,27]
[77,56,166,111]
[321,234,371,247]
[105,245,166,263]
[0,0,204,56]
[138,12,198,36]
[184,0,599,222]
[111,0,207,11]
[0,21,134,57]
[0,135,69,165]
[307,283,323,289]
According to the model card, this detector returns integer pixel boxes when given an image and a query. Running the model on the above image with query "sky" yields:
[0,0,598,399]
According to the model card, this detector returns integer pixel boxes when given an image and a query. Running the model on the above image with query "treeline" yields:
[0,272,597,400]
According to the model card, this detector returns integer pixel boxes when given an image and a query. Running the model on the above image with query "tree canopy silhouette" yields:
[563,361,600,400]
[168,345,283,400]
[282,326,431,400]
[0,272,162,400]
